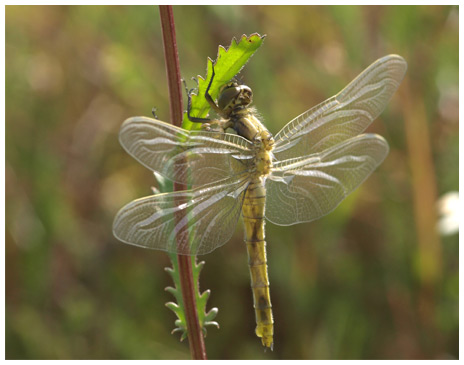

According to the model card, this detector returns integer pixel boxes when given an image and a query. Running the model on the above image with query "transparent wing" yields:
[273,55,407,161]
[265,134,389,226]
[119,117,254,186]
[113,175,249,255]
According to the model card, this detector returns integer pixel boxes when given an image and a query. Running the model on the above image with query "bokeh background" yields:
[5,5,459,360]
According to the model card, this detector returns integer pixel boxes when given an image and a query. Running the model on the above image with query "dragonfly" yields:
[113,54,407,350]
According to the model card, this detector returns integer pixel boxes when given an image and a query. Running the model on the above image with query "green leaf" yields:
[182,33,266,130]
[165,254,219,341]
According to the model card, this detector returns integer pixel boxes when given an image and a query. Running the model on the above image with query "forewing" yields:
[266,134,389,226]
[273,55,406,161]
[113,175,249,255]
[119,116,254,186]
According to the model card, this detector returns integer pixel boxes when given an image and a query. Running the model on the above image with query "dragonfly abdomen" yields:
[242,179,274,349]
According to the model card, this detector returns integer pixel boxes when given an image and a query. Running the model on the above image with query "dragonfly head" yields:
[218,82,253,114]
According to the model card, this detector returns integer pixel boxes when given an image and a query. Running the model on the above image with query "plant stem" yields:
[159,5,183,128]
[158,5,208,360]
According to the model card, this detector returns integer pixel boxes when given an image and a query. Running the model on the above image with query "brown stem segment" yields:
[159,5,207,360]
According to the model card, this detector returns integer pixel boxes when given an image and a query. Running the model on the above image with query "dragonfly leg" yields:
[184,78,211,124]
[184,62,232,133]
[184,77,223,129]
[201,119,232,132]
[151,107,158,119]
[204,62,225,116]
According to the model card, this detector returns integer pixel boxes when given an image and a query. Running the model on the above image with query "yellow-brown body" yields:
[198,77,277,349]
[242,177,273,349]
[239,112,275,349]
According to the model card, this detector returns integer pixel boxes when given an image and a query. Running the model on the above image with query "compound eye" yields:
[218,85,240,110]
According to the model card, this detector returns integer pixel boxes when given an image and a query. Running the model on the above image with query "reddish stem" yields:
[158,5,208,360]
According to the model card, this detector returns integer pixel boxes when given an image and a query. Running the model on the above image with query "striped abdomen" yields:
[242,178,273,349]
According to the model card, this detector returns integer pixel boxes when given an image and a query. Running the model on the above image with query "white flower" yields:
[437,191,459,236]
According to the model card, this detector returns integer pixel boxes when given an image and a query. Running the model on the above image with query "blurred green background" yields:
[5,5,458,360]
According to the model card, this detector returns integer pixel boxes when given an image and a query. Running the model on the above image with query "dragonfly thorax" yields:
[235,112,274,177]
[217,82,274,177]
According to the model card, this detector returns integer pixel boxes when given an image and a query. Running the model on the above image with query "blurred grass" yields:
[5,5,458,360]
